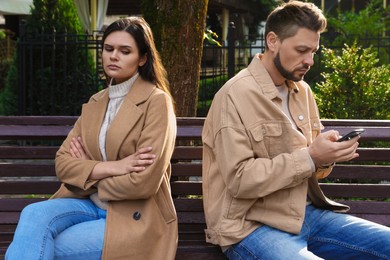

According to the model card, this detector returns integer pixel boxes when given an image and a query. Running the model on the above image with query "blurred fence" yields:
[14,21,390,116]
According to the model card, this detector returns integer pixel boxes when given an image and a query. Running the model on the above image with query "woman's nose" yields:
[110,50,118,60]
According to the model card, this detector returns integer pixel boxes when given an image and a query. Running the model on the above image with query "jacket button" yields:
[133,211,141,220]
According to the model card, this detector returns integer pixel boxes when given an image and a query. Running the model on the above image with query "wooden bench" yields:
[0,116,389,259]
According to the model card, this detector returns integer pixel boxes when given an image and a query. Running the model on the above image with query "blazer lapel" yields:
[105,77,156,161]
[81,90,109,161]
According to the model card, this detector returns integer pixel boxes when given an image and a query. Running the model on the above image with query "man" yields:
[202,1,390,259]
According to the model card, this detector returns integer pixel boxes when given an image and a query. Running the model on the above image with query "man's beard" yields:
[273,52,309,82]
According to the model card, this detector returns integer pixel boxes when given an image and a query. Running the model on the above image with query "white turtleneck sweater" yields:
[90,73,139,209]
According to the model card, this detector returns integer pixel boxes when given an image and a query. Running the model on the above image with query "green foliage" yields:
[0,55,18,115]
[1,0,98,115]
[204,28,222,46]
[315,43,390,119]
[27,0,83,34]
[197,74,228,116]
[323,0,389,64]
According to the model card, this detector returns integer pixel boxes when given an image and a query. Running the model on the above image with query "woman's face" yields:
[102,31,146,84]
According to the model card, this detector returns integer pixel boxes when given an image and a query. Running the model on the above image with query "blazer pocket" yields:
[153,185,177,224]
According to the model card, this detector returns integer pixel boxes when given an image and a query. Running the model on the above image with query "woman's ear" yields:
[139,54,147,67]
[266,31,279,52]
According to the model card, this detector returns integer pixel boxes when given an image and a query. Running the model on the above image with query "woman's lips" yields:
[107,65,120,70]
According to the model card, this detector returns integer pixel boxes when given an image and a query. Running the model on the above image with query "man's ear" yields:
[266,32,279,52]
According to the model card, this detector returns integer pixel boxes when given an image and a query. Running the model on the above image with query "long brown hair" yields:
[102,16,172,100]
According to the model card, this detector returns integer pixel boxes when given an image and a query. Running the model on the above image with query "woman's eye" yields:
[122,51,130,55]
[104,47,113,52]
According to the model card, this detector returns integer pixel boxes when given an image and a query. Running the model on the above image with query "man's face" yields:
[273,28,320,82]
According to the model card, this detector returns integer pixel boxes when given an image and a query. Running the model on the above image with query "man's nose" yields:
[304,53,315,67]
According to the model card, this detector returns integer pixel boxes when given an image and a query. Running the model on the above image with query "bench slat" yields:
[0,181,60,194]
[330,165,390,180]
[1,163,388,180]
[321,183,390,198]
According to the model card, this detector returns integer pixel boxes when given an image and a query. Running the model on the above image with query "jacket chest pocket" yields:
[249,123,283,158]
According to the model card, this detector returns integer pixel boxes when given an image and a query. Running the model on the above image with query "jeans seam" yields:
[39,211,98,260]
[237,243,262,260]
[312,237,388,259]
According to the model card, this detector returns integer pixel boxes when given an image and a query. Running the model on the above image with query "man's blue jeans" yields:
[225,204,390,259]
[5,198,106,260]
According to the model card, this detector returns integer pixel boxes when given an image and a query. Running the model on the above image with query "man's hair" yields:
[264,1,327,49]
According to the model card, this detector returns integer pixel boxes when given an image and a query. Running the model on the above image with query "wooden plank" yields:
[172,147,202,160]
[0,146,58,159]
[0,116,77,125]
[336,201,390,214]
[0,181,60,195]
[178,212,206,224]
[171,164,202,177]
[0,125,72,140]
[0,164,55,177]
[321,183,390,198]
[171,182,202,196]
[0,212,21,224]
[0,198,47,211]
[174,199,204,212]
[330,165,390,180]
[352,148,390,162]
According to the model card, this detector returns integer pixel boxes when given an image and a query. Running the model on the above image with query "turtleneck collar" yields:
[109,73,139,99]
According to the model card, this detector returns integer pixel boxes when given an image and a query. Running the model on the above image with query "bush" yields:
[315,43,390,119]
[0,56,18,115]
[323,0,389,65]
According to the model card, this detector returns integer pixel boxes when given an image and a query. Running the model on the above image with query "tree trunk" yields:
[142,0,209,117]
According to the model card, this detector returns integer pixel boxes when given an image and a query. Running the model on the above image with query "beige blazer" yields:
[52,77,178,259]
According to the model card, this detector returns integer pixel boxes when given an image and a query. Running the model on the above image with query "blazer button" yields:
[133,211,141,220]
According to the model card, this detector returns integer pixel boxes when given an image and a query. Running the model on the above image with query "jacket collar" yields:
[248,54,300,100]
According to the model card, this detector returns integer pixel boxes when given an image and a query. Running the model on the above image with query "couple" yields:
[6,1,390,260]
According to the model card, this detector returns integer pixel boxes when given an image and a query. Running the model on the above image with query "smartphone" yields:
[337,128,365,142]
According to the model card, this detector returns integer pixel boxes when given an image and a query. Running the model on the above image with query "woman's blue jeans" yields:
[5,198,106,260]
[225,204,390,259]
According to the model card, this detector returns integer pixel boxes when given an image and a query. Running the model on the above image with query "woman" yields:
[6,16,178,260]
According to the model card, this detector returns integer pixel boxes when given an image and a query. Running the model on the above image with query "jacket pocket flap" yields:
[249,123,282,142]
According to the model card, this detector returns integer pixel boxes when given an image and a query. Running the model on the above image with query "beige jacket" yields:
[202,54,349,247]
[51,77,178,259]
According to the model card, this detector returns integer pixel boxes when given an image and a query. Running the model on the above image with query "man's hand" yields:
[308,130,360,168]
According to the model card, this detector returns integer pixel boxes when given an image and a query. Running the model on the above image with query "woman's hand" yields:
[69,137,90,160]
[89,147,156,180]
